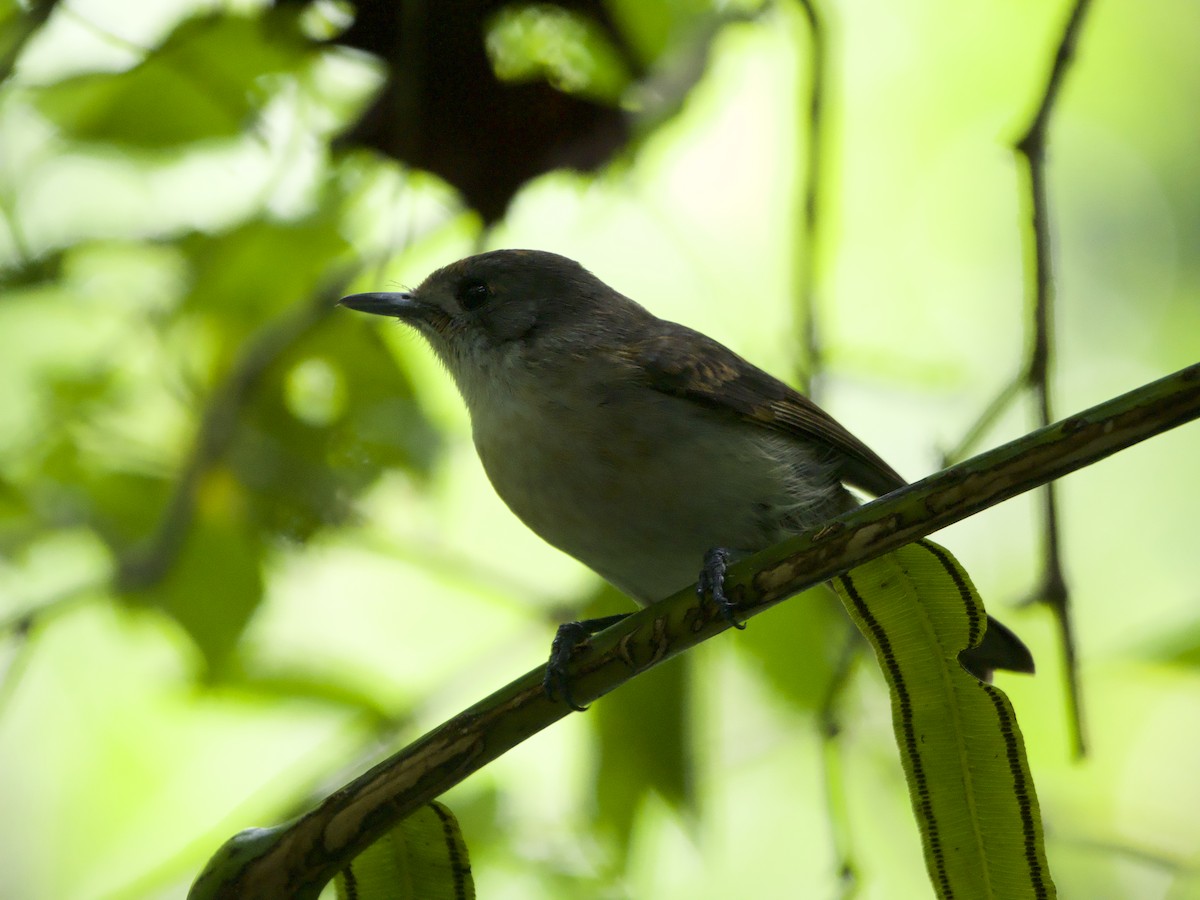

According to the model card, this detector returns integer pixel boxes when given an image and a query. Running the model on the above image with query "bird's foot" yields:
[543,613,631,711]
[698,547,745,630]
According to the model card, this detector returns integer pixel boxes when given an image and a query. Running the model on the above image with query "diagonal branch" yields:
[191,362,1200,900]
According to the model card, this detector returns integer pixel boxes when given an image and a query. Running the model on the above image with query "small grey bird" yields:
[341,249,1032,700]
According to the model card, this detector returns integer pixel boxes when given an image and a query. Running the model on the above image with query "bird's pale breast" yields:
[469,372,850,604]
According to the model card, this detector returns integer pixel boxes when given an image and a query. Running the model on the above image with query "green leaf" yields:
[334,801,475,900]
[738,584,855,711]
[594,646,692,853]
[485,4,633,103]
[31,11,307,148]
[232,312,439,542]
[0,472,33,554]
[568,583,692,854]
[832,541,1055,900]
[125,468,263,671]
[1145,624,1200,668]
[174,211,438,543]
[179,216,350,327]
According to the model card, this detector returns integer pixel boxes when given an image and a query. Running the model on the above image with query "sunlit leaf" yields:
[486,4,632,102]
[31,11,308,148]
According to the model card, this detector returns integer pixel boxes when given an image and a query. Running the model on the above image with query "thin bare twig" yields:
[793,4,859,885]
[944,0,1094,467]
[940,375,1024,466]
[818,627,861,899]
[191,362,1200,900]
[794,0,827,396]
[940,0,1094,758]
[1013,0,1095,759]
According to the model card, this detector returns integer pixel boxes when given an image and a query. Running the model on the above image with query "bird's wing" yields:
[620,321,906,497]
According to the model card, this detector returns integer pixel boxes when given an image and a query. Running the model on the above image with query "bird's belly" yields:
[474,395,847,604]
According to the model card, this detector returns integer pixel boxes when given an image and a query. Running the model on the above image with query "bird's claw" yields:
[698,547,745,629]
[544,621,592,711]
[542,613,631,711]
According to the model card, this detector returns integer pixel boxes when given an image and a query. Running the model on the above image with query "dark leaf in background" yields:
[0,474,34,555]
[107,309,439,670]
[85,470,176,554]
[96,207,437,660]
[738,586,856,712]
[588,584,694,853]
[233,312,440,541]
[0,251,62,287]
[176,210,439,540]
[124,473,265,672]
[1149,623,1200,669]
[595,656,693,853]
[293,0,640,222]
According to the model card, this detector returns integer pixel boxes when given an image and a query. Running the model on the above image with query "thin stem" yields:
[1013,0,1094,759]
[818,629,861,898]
[941,376,1024,467]
[793,0,827,396]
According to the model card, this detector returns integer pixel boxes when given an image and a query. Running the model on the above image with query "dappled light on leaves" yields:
[0,1,1196,898]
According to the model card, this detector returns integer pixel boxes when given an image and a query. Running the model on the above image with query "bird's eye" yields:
[456,278,490,311]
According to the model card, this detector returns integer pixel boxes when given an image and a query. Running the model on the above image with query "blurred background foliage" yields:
[0,0,1198,897]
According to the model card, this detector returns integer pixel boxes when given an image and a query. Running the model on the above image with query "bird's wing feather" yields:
[621,322,906,497]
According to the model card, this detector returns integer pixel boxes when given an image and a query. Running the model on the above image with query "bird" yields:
[340,249,1033,704]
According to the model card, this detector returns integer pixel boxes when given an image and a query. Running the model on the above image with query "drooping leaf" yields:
[833,541,1055,900]
[333,801,475,900]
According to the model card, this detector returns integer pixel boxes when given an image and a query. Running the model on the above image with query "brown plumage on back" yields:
[623,322,906,497]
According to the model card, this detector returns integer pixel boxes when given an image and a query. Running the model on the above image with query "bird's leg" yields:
[698,547,746,630]
[544,613,632,711]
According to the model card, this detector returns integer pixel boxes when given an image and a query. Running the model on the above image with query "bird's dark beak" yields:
[339,291,423,318]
